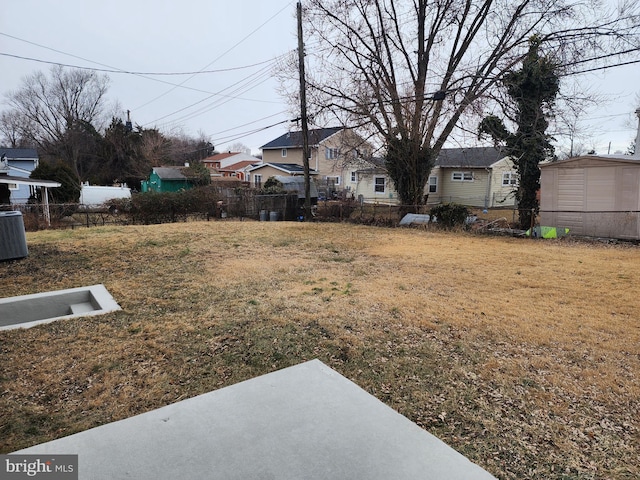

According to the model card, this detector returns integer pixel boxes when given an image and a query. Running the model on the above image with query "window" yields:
[374,176,386,193]
[8,183,19,190]
[254,174,262,188]
[281,149,287,157]
[452,171,473,182]
[502,171,518,186]
[326,147,339,159]
[350,171,356,182]
[428,176,437,193]
[326,176,340,187]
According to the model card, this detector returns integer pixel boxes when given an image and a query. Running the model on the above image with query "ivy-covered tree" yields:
[101,118,150,187]
[479,37,559,230]
[295,0,639,216]
[30,160,81,203]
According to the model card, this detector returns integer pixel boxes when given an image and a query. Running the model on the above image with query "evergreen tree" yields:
[479,37,559,230]
[30,161,81,203]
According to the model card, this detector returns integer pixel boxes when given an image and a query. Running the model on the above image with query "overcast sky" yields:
[1,0,638,155]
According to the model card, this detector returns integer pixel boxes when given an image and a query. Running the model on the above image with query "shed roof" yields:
[261,128,343,150]
[539,154,640,168]
[153,167,188,180]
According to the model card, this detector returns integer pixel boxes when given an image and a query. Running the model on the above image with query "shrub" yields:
[113,187,221,224]
[429,203,470,229]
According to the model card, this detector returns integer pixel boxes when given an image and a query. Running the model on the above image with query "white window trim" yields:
[254,174,262,188]
[502,171,518,186]
[281,149,287,157]
[350,171,356,182]
[326,147,339,160]
[428,176,438,193]
[452,171,473,182]
[8,183,19,190]
[326,176,340,186]
[374,176,386,194]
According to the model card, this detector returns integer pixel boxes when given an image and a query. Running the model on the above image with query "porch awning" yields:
[0,175,61,188]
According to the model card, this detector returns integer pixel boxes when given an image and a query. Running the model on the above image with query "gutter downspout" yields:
[484,168,492,208]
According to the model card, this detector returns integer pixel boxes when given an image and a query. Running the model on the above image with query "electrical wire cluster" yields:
[1,2,638,148]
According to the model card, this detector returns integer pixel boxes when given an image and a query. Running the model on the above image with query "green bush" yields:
[429,203,470,228]
[109,187,221,224]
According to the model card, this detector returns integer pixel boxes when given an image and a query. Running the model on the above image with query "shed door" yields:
[557,168,584,234]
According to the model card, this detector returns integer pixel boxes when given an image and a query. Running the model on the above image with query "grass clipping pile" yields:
[1,222,638,479]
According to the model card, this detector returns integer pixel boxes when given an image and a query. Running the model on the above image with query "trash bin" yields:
[0,211,28,261]
[259,210,268,222]
[269,211,279,222]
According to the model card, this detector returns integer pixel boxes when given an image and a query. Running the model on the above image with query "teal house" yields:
[141,167,195,193]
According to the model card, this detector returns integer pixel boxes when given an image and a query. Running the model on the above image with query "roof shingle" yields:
[261,128,343,149]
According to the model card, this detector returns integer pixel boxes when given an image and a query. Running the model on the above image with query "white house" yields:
[350,147,517,207]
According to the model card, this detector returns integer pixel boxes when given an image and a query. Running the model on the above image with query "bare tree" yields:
[226,142,252,154]
[0,110,34,148]
[4,65,110,174]
[299,0,640,211]
[139,128,171,167]
[550,83,604,159]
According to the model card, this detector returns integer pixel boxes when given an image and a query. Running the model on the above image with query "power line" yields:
[134,1,295,111]
[0,32,285,102]
[211,118,295,146]
[143,62,277,127]
[0,50,289,75]
[208,111,289,137]
[564,58,640,76]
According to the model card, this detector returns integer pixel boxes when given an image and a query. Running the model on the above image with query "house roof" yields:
[355,157,387,174]
[219,160,260,172]
[354,147,507,174]
[248,163,318,175]
[0,148,38,160]
[153,167,188,180]
[261,127,343,150]
[435,147,505,168]
[203,152,241,162]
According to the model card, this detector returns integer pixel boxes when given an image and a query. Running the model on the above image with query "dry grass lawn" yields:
[1,221,638,479]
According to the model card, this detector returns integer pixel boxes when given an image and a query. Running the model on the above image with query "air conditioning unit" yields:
[0,211,28,261]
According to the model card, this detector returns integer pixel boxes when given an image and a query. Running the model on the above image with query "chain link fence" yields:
[7,195,640,241]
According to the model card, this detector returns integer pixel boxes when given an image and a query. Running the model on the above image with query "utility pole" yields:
[297,1,311,220]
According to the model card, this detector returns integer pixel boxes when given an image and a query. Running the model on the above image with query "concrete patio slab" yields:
[16,359,496,479]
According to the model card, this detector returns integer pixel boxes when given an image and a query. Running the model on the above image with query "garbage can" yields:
[269,211,279,222]
[259,210,268,222]
[0,211,28,261]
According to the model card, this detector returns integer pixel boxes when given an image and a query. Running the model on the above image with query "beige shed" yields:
[539,155,640,240]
